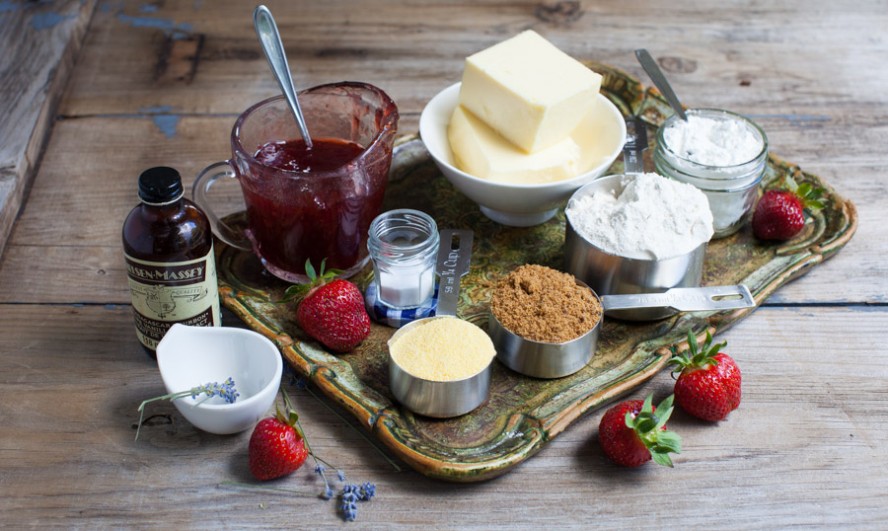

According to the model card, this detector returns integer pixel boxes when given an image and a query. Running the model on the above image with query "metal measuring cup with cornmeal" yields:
[387,230,496,418]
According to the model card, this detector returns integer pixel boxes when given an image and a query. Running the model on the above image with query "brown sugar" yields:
[491,264,602,343]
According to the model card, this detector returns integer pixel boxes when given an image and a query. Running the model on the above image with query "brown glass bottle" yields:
[122,167,221,358]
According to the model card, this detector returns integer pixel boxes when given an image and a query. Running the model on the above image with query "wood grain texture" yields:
[0,0,95,259]
[1,0,887,527]
[0,305,885,528]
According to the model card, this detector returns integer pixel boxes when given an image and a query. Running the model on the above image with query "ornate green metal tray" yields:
[216,62,857,482]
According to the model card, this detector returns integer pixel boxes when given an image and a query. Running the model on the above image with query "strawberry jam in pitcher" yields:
[193,82,399,283]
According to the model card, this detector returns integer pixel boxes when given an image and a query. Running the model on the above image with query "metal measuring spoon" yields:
[636,49,688,121]
[253,5,313,147]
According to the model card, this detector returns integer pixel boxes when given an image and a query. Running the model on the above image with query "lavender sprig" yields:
[135,378,239,440]
[280,381,378,521]
[340,485,359,521]
[358,482,376,501]
[339,482,377,521]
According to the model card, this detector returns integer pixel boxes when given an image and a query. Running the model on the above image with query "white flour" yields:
[567,173,713,260]
[663,114,763,167]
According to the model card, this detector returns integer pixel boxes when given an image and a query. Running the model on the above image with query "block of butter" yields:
[448,105,583,184]
[458,30,602,153]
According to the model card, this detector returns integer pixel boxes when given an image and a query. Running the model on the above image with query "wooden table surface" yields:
[2,1,886,528]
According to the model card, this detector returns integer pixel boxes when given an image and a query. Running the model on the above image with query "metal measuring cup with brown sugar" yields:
[489,265,755,379]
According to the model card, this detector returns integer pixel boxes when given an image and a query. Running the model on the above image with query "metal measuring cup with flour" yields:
[565,117,717,321]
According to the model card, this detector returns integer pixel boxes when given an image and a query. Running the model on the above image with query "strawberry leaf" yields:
[281,284,308,303]
[650,450,674,468]
[653,431,683,454]
[305,259,318,281]
[277,258,346,304]
[653,395,675,431]
[627,394,682,467]
[799,182,826,211]
[641,393,655,414]
[670,330,725,374]
[624,411,635,429]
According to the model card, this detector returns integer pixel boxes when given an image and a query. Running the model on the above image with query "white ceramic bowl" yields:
[419,83,627,226]
[156,324,283,435]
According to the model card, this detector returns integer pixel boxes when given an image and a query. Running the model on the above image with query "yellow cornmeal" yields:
[390,317,495,382]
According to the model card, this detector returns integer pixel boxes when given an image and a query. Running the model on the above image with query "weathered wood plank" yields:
[0,0,95,259]
[60,1,888,119]
[0,304,885,528]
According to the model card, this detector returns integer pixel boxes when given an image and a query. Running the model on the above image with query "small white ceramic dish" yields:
[156,324,282,435]
[419,83,626,227]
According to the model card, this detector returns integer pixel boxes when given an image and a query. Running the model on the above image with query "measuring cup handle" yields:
[191,161,252,252]
[601,285,756,313]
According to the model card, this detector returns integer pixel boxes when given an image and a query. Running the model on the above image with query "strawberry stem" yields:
[626,394,682,467]
[670,330,726,374]
[279,258,345,304]
[779,175,825,212]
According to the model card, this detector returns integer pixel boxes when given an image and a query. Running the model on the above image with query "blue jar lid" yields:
[364,280,438,328]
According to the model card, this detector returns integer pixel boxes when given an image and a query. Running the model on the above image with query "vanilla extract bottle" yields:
[122,167,221,358]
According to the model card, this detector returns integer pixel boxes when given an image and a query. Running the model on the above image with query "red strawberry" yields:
[598,394,682,467]
[248,408,309,481]
[752,176,824,241]
[670,331,742,422]
[286,259,371,353]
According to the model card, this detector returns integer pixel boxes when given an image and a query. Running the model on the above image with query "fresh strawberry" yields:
[248,408,309,481]
[598,394,682,467]
[286,259,370,353]
[752,176,824,241]
[670,331,742,422]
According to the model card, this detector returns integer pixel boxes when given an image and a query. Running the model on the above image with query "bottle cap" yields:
[138,167,184,205]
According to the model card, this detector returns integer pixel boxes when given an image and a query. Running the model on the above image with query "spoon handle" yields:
[635,49,688,121]
[253,5,313,147]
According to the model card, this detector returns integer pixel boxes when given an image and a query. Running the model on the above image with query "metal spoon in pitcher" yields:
[253,5,313,147]
[636,48,687,121]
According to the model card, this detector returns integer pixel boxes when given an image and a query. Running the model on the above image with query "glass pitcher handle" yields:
[191,161,252,252]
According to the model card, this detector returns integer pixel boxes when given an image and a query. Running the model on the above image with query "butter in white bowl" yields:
[458,30,602,154]
[448,30,608,185]
[419,30,625,226]
[448,105,585,184]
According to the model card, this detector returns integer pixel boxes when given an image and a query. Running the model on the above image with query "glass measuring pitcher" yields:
[193,82,399,283]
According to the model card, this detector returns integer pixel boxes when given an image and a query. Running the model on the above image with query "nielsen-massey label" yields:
[125,249,221,350]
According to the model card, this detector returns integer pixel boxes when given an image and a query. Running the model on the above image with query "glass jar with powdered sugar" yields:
[654,109,768,238]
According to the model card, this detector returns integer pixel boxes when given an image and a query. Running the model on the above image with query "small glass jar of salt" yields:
[367,209,440,309]
[654,109,768,238]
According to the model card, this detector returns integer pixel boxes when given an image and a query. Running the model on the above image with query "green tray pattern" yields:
[216,62,857,481]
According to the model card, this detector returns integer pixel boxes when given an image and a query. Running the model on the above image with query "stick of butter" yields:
[458,30,602,154]
[448,105,583,184]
